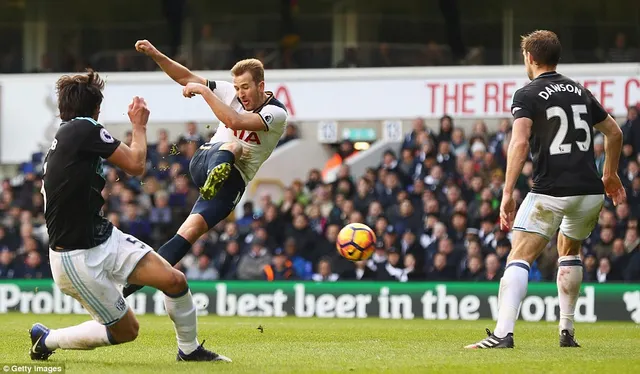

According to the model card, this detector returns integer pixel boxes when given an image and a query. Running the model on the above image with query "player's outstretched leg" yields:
[31,305,139,360]
[465,231,548,349]
[556,232,583,347]
[128,251,231,362]
[192,142,242,200]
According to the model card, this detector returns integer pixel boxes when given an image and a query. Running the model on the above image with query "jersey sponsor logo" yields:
[511,107,521,115]
[99,128,115,143]
[233,129,261,144]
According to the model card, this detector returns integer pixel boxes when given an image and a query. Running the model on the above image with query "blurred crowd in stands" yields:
[1,105,640,283]
[2,24,638,74]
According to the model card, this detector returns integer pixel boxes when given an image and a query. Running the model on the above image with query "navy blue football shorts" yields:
[189,142,246,228]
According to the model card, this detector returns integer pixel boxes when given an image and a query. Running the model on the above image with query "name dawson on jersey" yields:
[538,83,582,100]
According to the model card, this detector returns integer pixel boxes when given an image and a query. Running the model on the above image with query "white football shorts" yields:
[49,227,153,325]
[512,192,604,241]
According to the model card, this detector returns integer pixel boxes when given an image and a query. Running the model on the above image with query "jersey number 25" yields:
[547,105,591,156]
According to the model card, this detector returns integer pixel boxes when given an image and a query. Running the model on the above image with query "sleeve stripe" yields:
[258,114,270,132]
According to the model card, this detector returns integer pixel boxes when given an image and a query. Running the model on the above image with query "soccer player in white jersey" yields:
[122,40,287,297]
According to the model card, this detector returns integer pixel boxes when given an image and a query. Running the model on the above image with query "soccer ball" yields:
[336,223,376,262]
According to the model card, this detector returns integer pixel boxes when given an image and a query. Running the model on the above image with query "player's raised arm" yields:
[182,82,271,132]
[107,97,149,176]
[135,40,206,86]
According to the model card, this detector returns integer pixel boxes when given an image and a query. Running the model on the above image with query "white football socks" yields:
[493,260,530,338]
[45,320,112,350]
[557,255,583,334]
[164,289,200,355]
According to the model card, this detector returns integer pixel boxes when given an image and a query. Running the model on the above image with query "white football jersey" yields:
[206,80,288,184]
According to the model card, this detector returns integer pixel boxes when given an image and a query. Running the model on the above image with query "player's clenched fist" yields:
[135,40,159,57]
[183,82,206,98]
[128,96,150,129]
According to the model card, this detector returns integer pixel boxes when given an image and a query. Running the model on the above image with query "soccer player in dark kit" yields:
[465,30,626,349]
[30,71,230,362]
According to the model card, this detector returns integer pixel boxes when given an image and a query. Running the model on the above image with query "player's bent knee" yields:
[163,269,188,296]
[108,312,140,343]
[177,214,209,243]
[221,142,243,159]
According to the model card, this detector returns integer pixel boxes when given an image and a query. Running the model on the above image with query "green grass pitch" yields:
[1,313,638,373]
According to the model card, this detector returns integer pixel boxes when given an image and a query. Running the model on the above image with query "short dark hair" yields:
[56,70,105,121]
[520,30,562,67]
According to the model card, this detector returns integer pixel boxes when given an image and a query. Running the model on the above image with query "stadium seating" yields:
[2,107,639,283]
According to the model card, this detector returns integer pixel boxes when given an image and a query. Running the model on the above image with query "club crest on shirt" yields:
[114,296,126,312]
[100,128,115,143]
[263,113,273,124]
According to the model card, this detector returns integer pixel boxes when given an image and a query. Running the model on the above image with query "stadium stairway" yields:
[322,140,402,184]
[233,138,401,218]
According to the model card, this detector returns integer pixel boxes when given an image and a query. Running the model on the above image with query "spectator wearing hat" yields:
[368,240,388,271]
[263,247,296,281]
[382,225,399,250]
[378,247,405,281]
[494,239,511,268]
[237,238,272,280]
[312,258,339,282]
[470,141,487,172]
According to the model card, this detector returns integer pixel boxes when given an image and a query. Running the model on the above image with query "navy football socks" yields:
[158,234,193,266]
